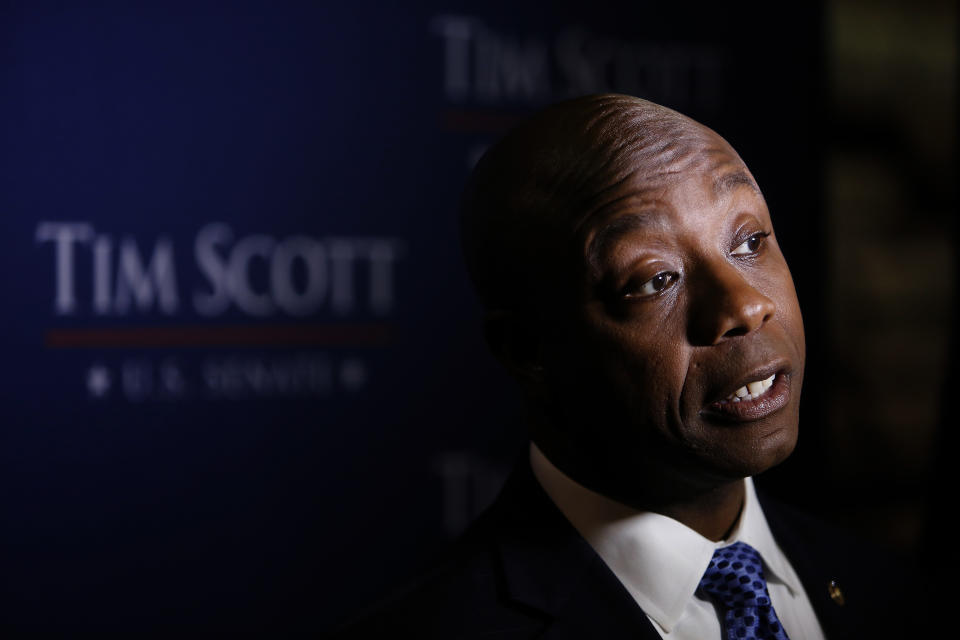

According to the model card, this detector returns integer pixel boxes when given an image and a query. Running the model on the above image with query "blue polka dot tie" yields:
[698,541,790,640]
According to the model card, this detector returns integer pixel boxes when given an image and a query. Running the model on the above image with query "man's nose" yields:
[687,260,776,345]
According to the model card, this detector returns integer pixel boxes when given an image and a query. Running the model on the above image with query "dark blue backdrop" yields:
[1,1,823,633]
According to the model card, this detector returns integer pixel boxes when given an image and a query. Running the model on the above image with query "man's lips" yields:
[701,362,792,423]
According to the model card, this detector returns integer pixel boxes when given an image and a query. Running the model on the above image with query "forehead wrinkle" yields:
[713,169,763,199]
[586,211,657,277]
[571,135,708,238]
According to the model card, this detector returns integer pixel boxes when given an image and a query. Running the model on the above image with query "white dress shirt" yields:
[530,442,826,639]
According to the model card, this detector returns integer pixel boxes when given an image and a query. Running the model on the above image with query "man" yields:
[336,95,917,638]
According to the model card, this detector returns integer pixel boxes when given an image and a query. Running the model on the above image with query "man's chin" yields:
[616,434,797,501]
[705,426,799,480]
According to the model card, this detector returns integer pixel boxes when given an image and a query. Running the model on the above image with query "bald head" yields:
[460,94,745,312]
[457,93,805,520]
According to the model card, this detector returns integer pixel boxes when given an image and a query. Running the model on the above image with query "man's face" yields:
[536,128,805,501]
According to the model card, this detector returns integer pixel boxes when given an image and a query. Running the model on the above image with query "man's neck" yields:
[529,441,745,542]
[651,482,745,541]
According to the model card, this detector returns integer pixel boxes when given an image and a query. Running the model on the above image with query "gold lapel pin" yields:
[827,580,845,606]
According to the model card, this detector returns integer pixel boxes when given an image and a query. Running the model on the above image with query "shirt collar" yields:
[735,477,805,596]
[529,442,803,633]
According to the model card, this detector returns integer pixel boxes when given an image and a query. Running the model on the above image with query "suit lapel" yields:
[490,460,663,640]
[758,492,857,639]
[536,553,664,640]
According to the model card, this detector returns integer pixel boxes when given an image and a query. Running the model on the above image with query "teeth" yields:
[722,374,776,403]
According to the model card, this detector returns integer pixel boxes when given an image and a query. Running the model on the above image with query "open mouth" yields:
[718,373,776,404]
[704,370,791,422]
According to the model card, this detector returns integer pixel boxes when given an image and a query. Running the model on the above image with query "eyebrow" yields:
[714,170,761,197]
[584,170,762,275]
[586,212,653,275]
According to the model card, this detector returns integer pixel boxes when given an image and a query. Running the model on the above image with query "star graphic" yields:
[87,364,112,398]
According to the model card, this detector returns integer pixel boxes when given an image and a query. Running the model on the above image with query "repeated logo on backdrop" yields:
[35,221,404,403]
[431,15,725,107]
[430,15,727,170]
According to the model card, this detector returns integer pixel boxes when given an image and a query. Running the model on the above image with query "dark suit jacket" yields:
[335,458,920,639]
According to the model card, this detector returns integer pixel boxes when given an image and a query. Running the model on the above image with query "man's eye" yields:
[731,231,770,256]
[624,272,678,298]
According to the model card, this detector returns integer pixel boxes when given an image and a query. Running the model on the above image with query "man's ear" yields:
[482,309,546,385]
